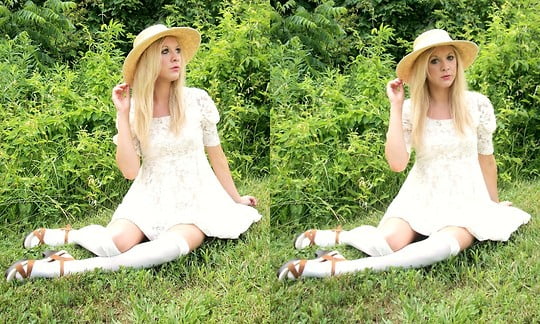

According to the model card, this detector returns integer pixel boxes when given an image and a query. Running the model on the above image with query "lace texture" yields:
[383,91,530,241]
[111,87,261,240]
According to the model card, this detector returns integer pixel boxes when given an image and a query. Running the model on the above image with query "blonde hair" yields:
[408,46,472,148]
[131,37,186,146]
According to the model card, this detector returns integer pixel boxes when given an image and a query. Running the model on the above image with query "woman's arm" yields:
[478,154,499,202]
[385,79,410,172]
[112,84,140,180]
[205,145,257,206]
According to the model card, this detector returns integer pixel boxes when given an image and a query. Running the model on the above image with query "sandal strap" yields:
[333,225,343,244]
[50,254,74,262]
[61,224,72,244]
[303,230,317,246]
[48,252,74,277]
[32,228,46,245]
[321,253,346,276]
[287,259,307,279]
[15,260,34,279]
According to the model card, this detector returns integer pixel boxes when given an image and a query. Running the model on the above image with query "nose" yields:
[171,51,180,62]
[441,61,450,71]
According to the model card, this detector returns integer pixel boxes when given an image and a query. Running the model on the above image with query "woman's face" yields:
[157,36,182,83]
[426,45,457,90]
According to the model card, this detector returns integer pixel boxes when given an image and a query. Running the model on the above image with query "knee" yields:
[168,224,205,251]
[111,235,132,253]
[384,236,405,252]
[109,228,144,253]
[440,226,475,251]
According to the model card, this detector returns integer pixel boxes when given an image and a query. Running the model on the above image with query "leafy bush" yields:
[0,0,79,64]
[466,0,540,181]
[272,0,348,69]
[188,0,271,177]
[0,23,127,223]
[270,26,405,226]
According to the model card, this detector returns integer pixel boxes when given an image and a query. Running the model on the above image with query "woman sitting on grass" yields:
[6,24,261,281]
[278,29,530,280]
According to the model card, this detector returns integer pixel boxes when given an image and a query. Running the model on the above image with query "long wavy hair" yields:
[131,37,186,146]
[408,46,472,149]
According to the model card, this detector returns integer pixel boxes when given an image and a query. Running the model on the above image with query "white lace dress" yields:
[111,87,261,240]
[381,91,530,241]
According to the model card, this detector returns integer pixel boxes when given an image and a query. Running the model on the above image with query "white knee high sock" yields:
[31,232,190,278]
[339,225,394,256]
[69,225,121,257]
[296,225,393,256]
[26,224,121,257]
[297,231,461,278]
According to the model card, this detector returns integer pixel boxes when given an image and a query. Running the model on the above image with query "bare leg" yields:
[166,224,206,251]
[65,219,145,257]
[106,219,147,253]
[438,226,475,251]
[378,217,420,251]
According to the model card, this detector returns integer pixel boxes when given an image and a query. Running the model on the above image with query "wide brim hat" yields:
[396,29,478,83]
[122,24,201,85]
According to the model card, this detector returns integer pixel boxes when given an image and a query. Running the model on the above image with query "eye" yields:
[430,58,439,64]
[161,48,169,55]
[447,54,455,61]
[175,47,181,54]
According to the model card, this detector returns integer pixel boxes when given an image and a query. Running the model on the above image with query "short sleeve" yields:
[402,99,413,153]
[197,89,221,147]
[476,93,496,155]
[112,109,142,156]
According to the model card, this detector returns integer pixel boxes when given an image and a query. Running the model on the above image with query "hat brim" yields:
[396,40,478,83]
[122,27,201,85]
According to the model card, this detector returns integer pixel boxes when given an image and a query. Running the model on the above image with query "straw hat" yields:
[396,29,478,83]
[122,24,201,85]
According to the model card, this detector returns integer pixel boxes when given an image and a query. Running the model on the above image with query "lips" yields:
[441,75,452,80]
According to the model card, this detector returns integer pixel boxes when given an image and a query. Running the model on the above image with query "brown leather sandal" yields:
[319,250,346,276]
[294,225,343,249]
[6,250,74,281]
[23,224,72,249]
[277,250,347,280]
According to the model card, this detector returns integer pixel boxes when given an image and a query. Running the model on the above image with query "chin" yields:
[167,76,180,82]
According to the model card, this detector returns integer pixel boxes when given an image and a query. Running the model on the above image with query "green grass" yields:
[270,179,539,322]
[0,178,270,323]
[1,179,538,322]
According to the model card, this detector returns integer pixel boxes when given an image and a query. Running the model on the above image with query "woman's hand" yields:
[386,78,405,107]
[237,195,258,207]
[384,78,409,172]
[112,83,131,114]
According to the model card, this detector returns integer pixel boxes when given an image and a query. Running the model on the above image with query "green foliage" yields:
[467,0,540,181]
[188,0,271,177]
[433,0,504,38]
[74,0,225,55]
[271,26,404,225]
[0,22,127,223]
[272,0,349,69]
[0,0,78,64]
